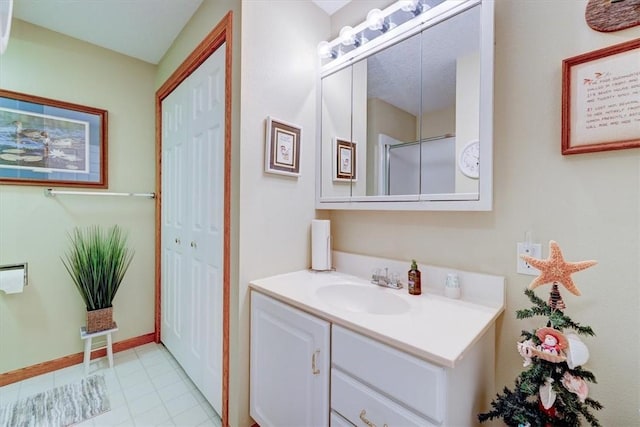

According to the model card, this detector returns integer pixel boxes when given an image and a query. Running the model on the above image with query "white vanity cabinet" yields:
[250,291,497,427]
[250,291,330,427]
[250,258,504,427]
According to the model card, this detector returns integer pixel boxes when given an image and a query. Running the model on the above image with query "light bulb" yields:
[400,0,429,16]
[339,26,355,46]
[399,0,419,12]
[317,41,334,59]
[366,9,385,31]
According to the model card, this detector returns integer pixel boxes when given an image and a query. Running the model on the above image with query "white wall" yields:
[328,1,640,424]
[239,2,328,426]
[0,20,156,373]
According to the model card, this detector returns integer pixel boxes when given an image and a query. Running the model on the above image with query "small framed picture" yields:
[264,116,301,177]
[333,138,357,182]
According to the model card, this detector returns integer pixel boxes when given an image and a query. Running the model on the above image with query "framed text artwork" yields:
[561,38,640,155]
[264,116,301,177]
[0,89,108,187]
[333,138,357,182]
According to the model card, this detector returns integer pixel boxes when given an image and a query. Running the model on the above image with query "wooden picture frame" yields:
[561,39,640,155]
[333,138,357,181]
[264,116,301,177]
[0,89,107,187]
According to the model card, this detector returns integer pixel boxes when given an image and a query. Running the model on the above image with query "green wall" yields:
[0,20,157,373]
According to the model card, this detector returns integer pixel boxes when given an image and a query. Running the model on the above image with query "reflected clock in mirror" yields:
[458,139,480,179]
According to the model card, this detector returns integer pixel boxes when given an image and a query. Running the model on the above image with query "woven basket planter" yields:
[86,306,114,333]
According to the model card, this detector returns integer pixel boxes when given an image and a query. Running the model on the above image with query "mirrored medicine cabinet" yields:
[316,0,494,211]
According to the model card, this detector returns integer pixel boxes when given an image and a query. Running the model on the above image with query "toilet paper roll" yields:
[0,267,25,294]
[311,219,331,271]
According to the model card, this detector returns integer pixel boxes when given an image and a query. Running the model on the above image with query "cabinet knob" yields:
[174,238,181,244]
[311,350,320,375]
[190,241,197,249]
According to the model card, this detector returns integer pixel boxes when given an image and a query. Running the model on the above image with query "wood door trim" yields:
[155,11,233,427]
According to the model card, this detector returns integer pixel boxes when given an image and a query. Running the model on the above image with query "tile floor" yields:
[0,343,222,427]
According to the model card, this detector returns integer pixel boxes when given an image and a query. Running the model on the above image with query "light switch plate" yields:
[517,242,542,275]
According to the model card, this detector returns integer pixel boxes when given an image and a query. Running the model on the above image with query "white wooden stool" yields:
[80,322,118,374]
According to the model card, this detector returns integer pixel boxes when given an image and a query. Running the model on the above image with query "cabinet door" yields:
[250,292,330,427]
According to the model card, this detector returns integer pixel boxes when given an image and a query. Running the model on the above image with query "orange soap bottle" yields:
[408,259,421,295]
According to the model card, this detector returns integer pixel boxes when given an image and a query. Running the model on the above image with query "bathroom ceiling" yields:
[11,0,203,64]
[311,0,352,15]
[10,0,351,64]
[11,0,469,117]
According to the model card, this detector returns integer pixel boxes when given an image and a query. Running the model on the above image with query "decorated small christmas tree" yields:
[478,241,603,427]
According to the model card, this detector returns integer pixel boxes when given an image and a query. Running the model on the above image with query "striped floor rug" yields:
[0,374,110,427]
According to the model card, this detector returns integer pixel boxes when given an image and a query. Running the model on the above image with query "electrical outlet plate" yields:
[517,242,542,275]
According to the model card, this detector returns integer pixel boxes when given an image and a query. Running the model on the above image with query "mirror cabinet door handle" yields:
[311,350,320,375]
[175,238,181,244]
[190,241,197,248]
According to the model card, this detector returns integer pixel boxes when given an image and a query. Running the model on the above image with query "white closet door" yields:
[185,45,225,414]
[161,44,225,416]
[161,83,190,366]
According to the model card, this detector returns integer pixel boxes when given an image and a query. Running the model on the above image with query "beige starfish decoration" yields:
[521,240,597,296]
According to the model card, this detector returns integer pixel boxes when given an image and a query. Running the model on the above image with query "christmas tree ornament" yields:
[565,333,590,369]
[536,327,568,353]
[538,398,557,421]
[527,327,568,363]
[562,372,589,403]
[548,283,566,310]
[517,339,535,367]
[520,240,597,296]
[539,377,557,410]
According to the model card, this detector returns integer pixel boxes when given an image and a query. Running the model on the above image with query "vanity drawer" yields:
[332,325,445,423]
[332,368,436,427]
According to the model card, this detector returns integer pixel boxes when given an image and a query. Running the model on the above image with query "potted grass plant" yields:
[62,225,134,333]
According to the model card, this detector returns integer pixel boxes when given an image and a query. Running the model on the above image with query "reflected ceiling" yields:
[367,5,480,116]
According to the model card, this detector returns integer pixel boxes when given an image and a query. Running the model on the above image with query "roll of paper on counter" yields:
[311,219,331,271]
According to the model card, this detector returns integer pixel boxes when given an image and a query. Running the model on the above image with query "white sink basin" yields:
[315,284,410,315]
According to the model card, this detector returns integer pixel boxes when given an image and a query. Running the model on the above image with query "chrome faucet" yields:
[371,267,402,289]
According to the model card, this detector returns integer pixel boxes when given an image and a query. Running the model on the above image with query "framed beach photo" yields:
[333,138,357,182]
[0,89,107,187]
[264,116,301,177]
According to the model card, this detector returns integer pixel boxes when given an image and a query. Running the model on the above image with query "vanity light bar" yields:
[317,0,411,60]
[318,0,478,75]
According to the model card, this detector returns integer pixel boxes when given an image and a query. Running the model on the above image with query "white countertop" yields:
[250,265,505,368]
